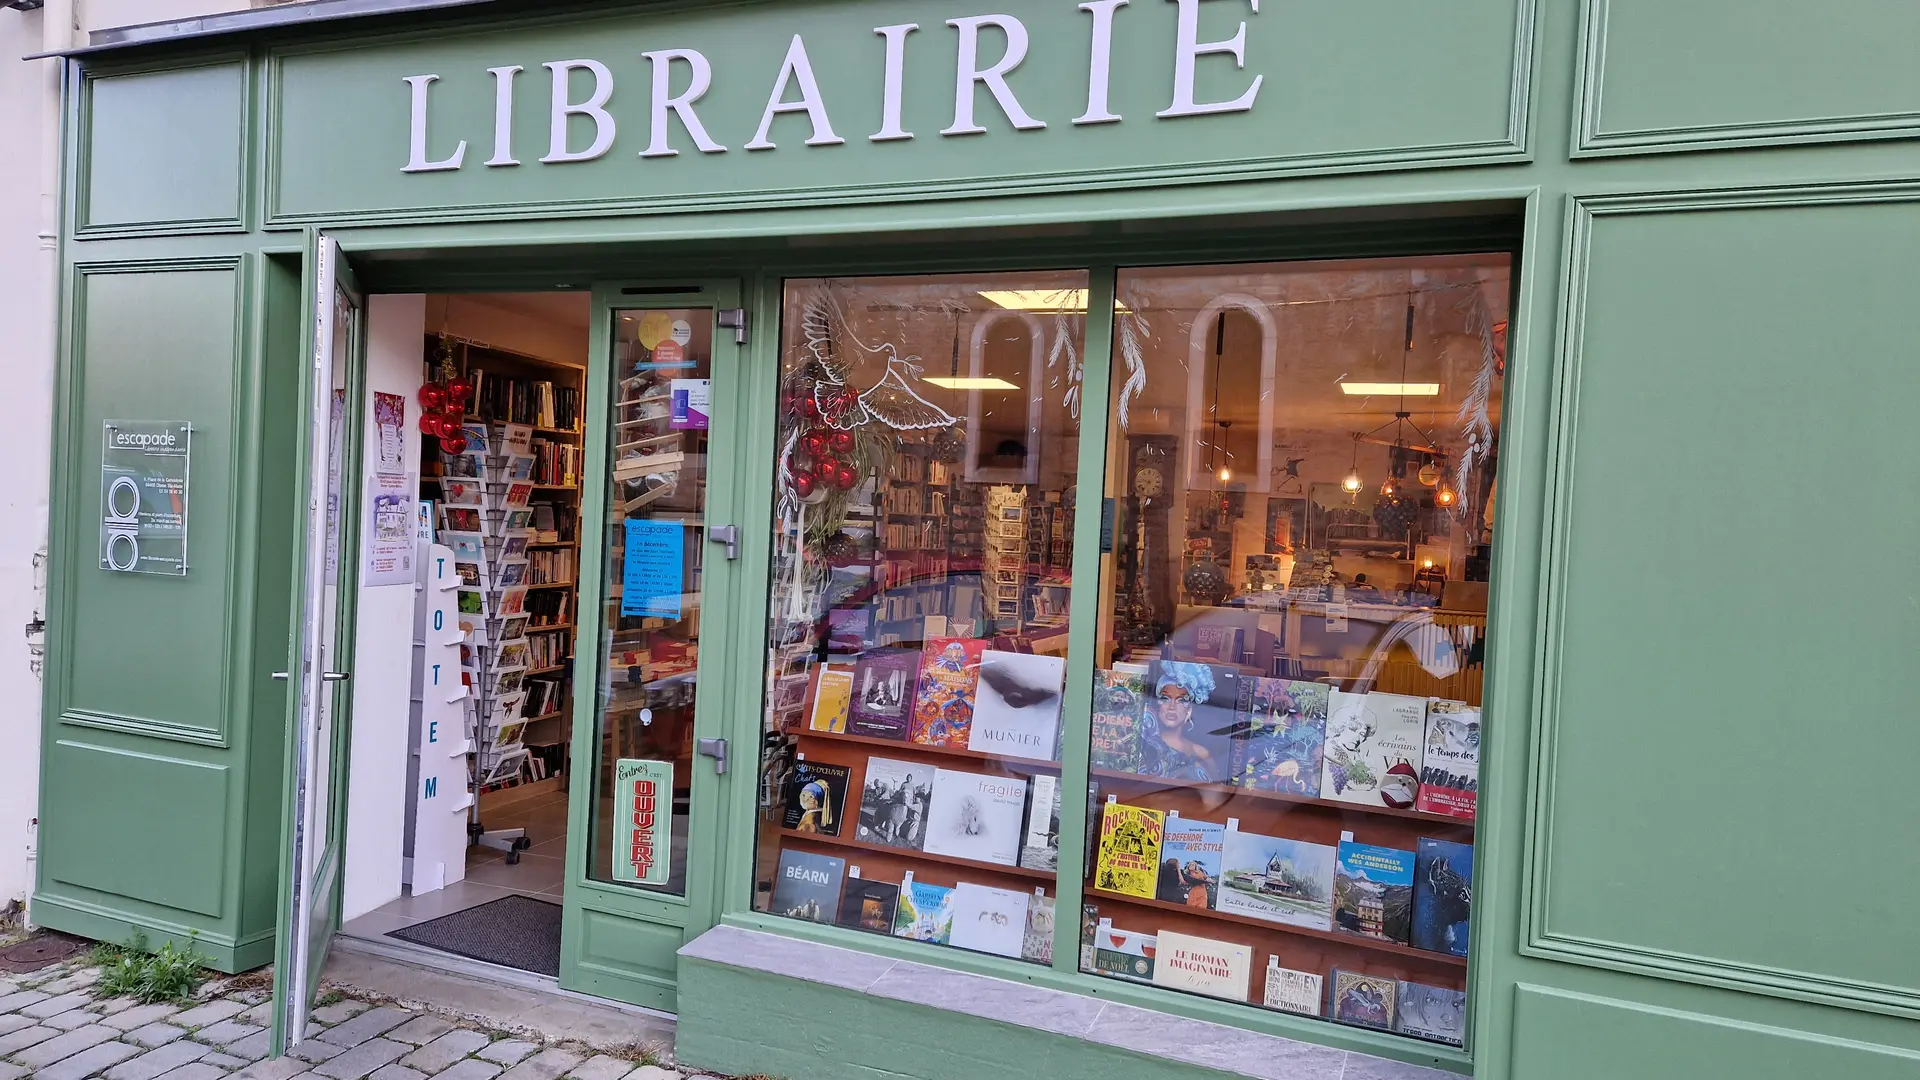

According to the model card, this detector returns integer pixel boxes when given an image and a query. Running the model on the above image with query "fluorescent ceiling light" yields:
[925,376,1020,391]
[978,290,1132,313]
[1340,382,1441,396]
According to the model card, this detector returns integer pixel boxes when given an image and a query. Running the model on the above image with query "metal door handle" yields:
[707,524,739,560]
[272,672,289,681]
[696,737,729,775]
[322,671,350,682]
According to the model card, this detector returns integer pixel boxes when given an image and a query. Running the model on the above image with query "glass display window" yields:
[754,272,1088,961]
[1082,255,1505,1045]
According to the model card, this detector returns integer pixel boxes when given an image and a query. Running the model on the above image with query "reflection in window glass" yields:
[1082,257,1507,1047]
[756,273,1087,962]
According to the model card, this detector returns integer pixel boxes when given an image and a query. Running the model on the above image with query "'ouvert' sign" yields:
[401,0,1265,173]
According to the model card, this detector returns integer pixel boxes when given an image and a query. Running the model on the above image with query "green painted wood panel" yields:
[83,62,248,232]
[1577,0,1920,153]
[268,0,1528,223]
[1529,194,1920,1018]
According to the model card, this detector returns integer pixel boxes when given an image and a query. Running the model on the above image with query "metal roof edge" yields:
[26,0,507,59]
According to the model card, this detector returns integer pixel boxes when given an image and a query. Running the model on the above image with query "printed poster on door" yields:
[99,420,191,576]
[621,519,684,619]
[613,758,675,887]
[361,471,417,586]
[670,379,710,430]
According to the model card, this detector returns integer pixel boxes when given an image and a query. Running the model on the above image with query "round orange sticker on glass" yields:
[650,339,685,366]
[636,311,675,350]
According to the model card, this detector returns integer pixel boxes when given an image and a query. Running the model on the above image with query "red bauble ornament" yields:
[804,432,830,456]
[418,412,443,435]
[440,411,466,436]
[811,458,835,478]
[799,396,820,419]
[829,430,854,452]
[418,384,447,411]
[834,464,859,490]
[446,377,473,403]
[439,433,468,456]
[791,473,815,497]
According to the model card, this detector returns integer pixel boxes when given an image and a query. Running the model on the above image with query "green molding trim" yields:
[1570,0,1920,158]
[56,708,226,746]
[1520,179,1920,1020]
[27,893,276,974]
[74,53,254,238]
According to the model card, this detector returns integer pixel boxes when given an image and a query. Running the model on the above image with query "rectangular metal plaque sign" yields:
[100,419,192,576]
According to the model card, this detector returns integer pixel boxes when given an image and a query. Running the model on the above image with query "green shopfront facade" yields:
[34,1,1920,1078]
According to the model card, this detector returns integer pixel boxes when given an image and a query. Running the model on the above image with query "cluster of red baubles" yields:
[417,378,475,455]
[783,390,862,497]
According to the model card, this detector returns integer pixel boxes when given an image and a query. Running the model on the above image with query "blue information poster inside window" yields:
[622,519,684,619]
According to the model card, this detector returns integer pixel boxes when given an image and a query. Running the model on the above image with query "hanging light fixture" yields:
[1418,461,1441,487]
[1342,434,1364,494]
[1435,485,1457,507]
[1217,420,1233,483]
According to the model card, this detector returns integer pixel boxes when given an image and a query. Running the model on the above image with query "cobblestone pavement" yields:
[0,959,720,1080]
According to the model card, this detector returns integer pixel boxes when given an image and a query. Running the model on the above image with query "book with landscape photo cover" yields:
[1412,837,1473,957]
[1395,981,1466,1046]
[855,757,933,851]
[1089,667,1147,773]
[847,648,921,740]
[892,876,956,944]
[771,848,845,925]
[1414,699,1480,820]
[922,768,1029,867]
[1155,816,1225,908]
[1261,959,1323,1016]
[781,760,850,838]
[1231,677,1330,797]
[1333,840,1415,944]
[1330,970,1398,1030]
[968,650,1066,760]
[1093,803,1165,899]
[1321,690,1428,808]
[1217,830,1335,930]
[948,882,1031,959]
[909,637,988,747]
[1150,930,1252,1002]
[836,878,901,934]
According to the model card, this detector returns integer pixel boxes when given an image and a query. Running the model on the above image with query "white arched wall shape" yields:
[1183,294,1278,492]
[963,309,1047,484]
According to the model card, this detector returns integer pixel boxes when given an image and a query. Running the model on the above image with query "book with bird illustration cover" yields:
[1093,802,1165,899]
[967,649,1066,760]
[1412,837,1473,957]
[1230,677,1330,797]
[909,637,988,747]
[948,882,1031,959]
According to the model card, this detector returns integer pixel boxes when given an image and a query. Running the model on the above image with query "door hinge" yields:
[697,737,729,775]
[717,308,748,345]
[707,524,739,560]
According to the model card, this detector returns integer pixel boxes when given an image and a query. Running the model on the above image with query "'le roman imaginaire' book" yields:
[1155,815,1226,909]
[1414,699,1480,820]
[1321,690,1428,808]
[847,648,921,740]
[948,882,1032,959]
[770,848,845,925]
[1395,981,1466,1046]
[1150,930,1253,1002]
[807,664,855,734]
[1093,802,1165,899]
[1089,666,1147,773]
[1018,773,1062,872]
[780,759,850,838]
[1333,840,1415,945]
[921,769,1029,867]
[1230,677,1330,797]
[967,650,1066,760]
[892,873,956,944]
[855,757,934,851]
[1217,829,1335,930]
[909,637,988,747]
[1090,919,1156,983]
[1330,969,1397,1030]
[836,878,901,934]
[1412,837,1473,957]
[1261,958,1323,1016]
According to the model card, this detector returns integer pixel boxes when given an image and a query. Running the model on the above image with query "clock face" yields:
[1134,466,1165,498]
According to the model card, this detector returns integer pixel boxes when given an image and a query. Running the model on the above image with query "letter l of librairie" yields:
[402,0,1264,173]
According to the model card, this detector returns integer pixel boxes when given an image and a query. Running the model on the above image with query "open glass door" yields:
[274,232,365,1051]
[559,283,743,1010]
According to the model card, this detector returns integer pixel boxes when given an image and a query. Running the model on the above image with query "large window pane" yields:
[755,273,1087,963]
[1082,256,1507,1047]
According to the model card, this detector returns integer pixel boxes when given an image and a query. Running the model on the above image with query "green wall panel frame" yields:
[80,59,251,235]
[1573,0,1920,156]
[1522,182,1920,1020]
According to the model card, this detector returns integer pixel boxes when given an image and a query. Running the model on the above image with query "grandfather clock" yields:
[1122,434,1179,643]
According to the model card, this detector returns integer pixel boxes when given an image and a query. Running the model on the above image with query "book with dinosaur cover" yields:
[948,882,1031,959]
[1412,837,1473,957]
[1230,677,1330,797]
[967,650,1066,760]
[1155,816,1226,909]
[1321,690,1428,808]
[1330,970,1397,1030]
[892,874,956,944]
[771,849,845,924]
[922,769,1029,867]
[1089,667,1147,773]
[1395,981,1466,1045]
[781,760,850,838]
[1261,959,1323,1016]
[1092,802,1165,899]
[1333,840,1415,945]
[1217,830,1335,930]
[1414,699,1480,820]
[909,637,988,747]
[855,757,933,851]
[836,878,901,934]
[1150,930,1252,1001]
[848,648,921,740]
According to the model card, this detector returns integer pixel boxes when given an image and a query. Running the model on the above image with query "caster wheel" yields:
[513,837,532,851]
[505,851,520,865]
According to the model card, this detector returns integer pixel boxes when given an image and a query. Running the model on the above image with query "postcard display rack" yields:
[403,542,477,893]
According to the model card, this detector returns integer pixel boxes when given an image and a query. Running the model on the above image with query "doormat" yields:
[0,931,90,973]
[388,895,563,977]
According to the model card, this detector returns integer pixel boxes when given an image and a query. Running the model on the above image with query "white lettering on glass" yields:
[942,14,1045,135]
[1159,0,1263,118]
[746,34,846,150]
[540,59,616,163]
[1074,0,1129,125]
[871,22,919,141]
[485,64,523,167]
[641,49,728,157]
[401,74,467,173]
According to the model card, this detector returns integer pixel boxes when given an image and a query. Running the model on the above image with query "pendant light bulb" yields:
[1436,486,1457,507]
[1379,478,1396,497]
[1342,470,1363,494]
[1218,464,1232,483]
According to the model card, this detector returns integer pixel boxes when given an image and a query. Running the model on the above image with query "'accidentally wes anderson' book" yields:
[948,882,1032,959]
[968,650,1067,760]
[1019,773,1063,871]
[836,878,901,934]
[1395,981,1467,1045]
[1331,969,1398,1030]
[1091,920,1156,983]
[1093,803,1165,898]
[1150,930,1252,1001]
[770,849,845,924]
[780,760,850,837]
[855,757,934,851]
[807,664,855,734]
[1217,830,1335,930]
[1261,959,1323,1016]
[1156,816,1226,909]
[922,768,1029,867]
[1321,690,1428,808]
[909,637,988,747]
[847,648,922,740]
[892,874,956,944]
[1412,837,1474,957]
[1231,677,1330,797]
[1414,699,1480,820]
[1089,667,1147,773]
[1333,840,1415,945]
